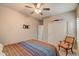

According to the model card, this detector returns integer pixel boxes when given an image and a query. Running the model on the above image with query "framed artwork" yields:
[23,24,29,29]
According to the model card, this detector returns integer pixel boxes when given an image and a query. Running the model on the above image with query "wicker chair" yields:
[58,36,74,56]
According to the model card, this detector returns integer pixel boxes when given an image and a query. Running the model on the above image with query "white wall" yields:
[43,11,76,45]
[0,6,39,45]
[77,6,79,51]
[48,20,67,46]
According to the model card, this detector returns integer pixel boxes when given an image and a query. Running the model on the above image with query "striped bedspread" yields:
[3,39,59,56]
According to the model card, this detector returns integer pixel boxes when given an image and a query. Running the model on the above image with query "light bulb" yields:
[35,9,41,14]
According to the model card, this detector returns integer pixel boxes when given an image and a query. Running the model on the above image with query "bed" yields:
[3,39,59,56]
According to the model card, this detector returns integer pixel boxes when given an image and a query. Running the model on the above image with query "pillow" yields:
[0,44,3,51]
[0,44,5,56]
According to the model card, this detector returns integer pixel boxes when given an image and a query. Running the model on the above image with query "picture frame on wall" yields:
[23,24,29,29]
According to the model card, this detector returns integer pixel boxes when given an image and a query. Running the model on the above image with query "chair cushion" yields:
[59,42,69,49]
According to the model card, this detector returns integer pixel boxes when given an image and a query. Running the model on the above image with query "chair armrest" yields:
[59,41,62,42]
[59,40,64,43]
[65,42,72,48]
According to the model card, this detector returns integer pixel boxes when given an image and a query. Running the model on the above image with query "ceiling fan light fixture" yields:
[35,9,41,14]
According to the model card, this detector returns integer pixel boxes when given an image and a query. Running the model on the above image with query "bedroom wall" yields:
[77,6,79,53]
[0,6,39,45]
[43,11,77,47]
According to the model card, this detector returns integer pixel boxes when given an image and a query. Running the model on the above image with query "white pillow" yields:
[0,52,5,56]
[0,44,5,56]
[0,44,3,51]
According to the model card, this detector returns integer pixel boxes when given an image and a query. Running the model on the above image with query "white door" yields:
[77,19,79,55]
[38,25,43,41]
[77,20,79,44]
[48,20,67,46]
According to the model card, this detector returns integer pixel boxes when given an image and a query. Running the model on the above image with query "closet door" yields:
[77,20,79,45]
[48,20,67,46]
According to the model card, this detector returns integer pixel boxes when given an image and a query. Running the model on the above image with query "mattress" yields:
[3,39,59,56]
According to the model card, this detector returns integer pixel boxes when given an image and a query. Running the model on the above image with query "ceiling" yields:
[0,3,78,20]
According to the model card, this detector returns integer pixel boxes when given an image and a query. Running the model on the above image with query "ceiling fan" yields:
[25,3,50,15]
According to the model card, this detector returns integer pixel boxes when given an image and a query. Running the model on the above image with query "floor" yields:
[58,48,77,56]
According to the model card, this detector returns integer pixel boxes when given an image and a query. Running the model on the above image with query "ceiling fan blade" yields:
[40,13,43,15]
[43,8,50,11]
[37,3,41,8]
[25,6,32,8]
[30,11,34,14]
[33,3,42,8]
[33,3,38,8]
[39,3,44,8]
